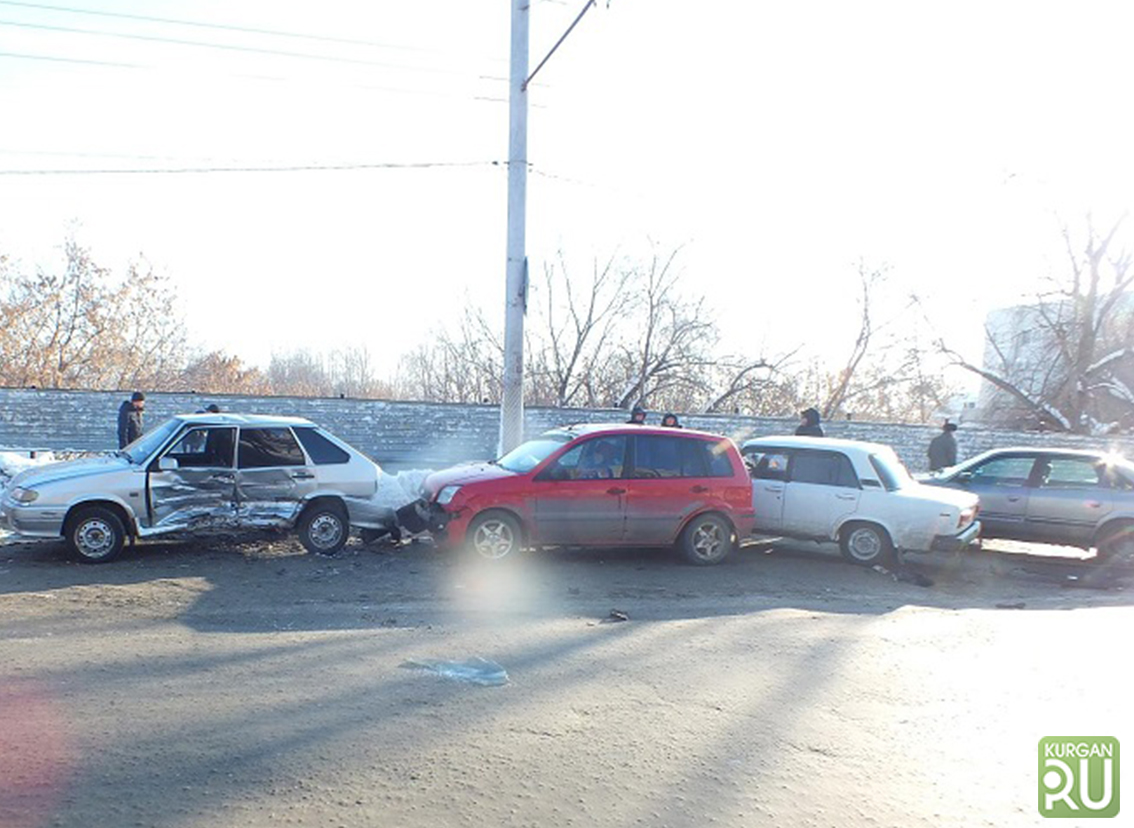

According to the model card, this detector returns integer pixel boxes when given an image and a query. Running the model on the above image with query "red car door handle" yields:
[691,485,709,493]
[606,487,626,496]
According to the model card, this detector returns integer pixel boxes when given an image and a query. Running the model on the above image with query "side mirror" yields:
[158,456,180,471]
[956,470,973,484]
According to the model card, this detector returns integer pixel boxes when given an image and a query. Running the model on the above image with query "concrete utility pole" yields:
[499,0,530,456]
[499,0,599,456]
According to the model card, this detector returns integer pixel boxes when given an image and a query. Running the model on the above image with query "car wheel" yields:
[466,511,523,561]
[680,513,735,566]
[1096,522,1134,564]
[298,502,349,556]
[839,521,894,566]
[66,506,126,564]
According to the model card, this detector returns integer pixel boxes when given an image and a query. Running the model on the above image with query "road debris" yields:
[399,656,509,686]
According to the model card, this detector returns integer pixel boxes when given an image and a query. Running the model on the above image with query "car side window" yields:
[1038,458,1104,489]
[544,436,627,480]
[751,451,790,481]
[789,450,859,488]
[164,427,235,468]
[294,427,351,465]
[631,435,686,478]
[969,457,1036,487]
[238,427,306,469]
[703,440,736,477]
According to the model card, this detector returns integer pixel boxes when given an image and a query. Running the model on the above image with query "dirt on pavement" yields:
[2,533,1132,828]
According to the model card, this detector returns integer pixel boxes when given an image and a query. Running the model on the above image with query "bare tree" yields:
[177,350,269,395]
[397,306,503,403]
[941,216,1134,433]
[528,252,634,407]
[0,238,187,390]
[614,248,717,410]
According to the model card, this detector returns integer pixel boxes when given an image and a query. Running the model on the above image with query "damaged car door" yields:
[148,426,238,530]
[234,426,315,526]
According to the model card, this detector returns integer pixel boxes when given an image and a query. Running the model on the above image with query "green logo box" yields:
[1039,737,1120,818]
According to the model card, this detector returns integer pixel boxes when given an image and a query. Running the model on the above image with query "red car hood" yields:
[423,462,517,497]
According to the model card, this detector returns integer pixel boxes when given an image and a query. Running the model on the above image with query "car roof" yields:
[543,422,734,442]
[741,434,894,455]
[173,413,316,428]
[963,446,1126,462]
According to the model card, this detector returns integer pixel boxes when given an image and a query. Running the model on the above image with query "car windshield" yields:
[869,448,914,491]
[497,434,572,474]
[122,418,182,464]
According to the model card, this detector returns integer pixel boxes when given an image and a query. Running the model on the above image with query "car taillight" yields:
[958,506,978,528]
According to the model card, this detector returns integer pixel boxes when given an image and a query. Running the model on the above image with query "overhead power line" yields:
[0,48,140,68]
[0,50,509,102]
[0,0,448,56]
[0,19,493,77]
[0,160,504,176]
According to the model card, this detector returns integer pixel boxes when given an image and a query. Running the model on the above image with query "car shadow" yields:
[2,532,1131,637]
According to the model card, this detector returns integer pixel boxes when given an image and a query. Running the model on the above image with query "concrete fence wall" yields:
[2,387,1134,473]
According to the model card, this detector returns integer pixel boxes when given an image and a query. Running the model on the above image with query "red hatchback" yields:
[411,424,755,564]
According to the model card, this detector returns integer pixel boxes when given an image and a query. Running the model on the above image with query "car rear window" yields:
[238,427,306,468]
[294,427,351,465]
[790,450,859,488]
[630,435,734,478]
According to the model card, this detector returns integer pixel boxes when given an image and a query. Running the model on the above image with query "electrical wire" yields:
[0,160,506,176]
[0,48,141,68]
[0,50,509,103]
[0,0,499,60]
[0,18,497,78]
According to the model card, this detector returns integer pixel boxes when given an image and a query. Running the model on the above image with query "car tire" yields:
[466,510,524,561]
[679,512,735,566]
[1096,522,1134,564]
[66,506,127,564]
[839,521,894,566]
[298,501,349,556]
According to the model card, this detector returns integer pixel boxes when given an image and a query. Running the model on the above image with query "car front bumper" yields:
[930,520,981,552]
[396,498,464,542]
[0,500,66,539]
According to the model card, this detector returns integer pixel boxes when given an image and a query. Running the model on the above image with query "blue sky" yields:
[1,0,1131,379]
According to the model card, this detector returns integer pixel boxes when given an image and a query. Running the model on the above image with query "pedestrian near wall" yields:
[627,405,647,425]
[117,391,145,448]
[927,420,959,471]
[795,407,824,437]
[661,412,682,428]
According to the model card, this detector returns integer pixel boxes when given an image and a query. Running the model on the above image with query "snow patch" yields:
[0,450,56,493]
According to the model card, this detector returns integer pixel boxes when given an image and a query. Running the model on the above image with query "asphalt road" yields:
[1,534,1131,828]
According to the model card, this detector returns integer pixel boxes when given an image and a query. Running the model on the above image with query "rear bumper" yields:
[396,499,461,541]
[930,520,981,552]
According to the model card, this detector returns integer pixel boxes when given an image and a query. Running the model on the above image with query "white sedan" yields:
[740,435,980,565]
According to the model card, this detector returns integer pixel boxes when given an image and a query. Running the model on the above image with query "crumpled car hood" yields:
[10,455,131,489]
[423,462,515,495]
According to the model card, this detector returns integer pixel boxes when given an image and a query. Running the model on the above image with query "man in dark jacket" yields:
[927,421,958,471]
[117,391,145,448]
[795,407,824,437]
[627,405,647,425]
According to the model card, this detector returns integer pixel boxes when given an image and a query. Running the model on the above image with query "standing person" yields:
[795,407,824,437]
[117,392,145,448]
[661,412,682,428]
[626,405,647,425]
[927,420,959,471]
